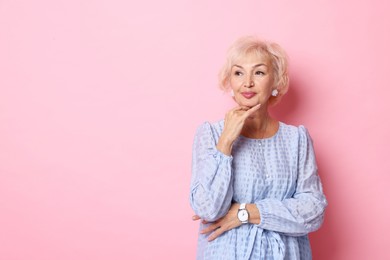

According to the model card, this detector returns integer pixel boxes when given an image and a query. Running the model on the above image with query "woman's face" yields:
[229,53,275,108]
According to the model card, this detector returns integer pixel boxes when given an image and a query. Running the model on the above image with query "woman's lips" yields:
[241,92,256,99]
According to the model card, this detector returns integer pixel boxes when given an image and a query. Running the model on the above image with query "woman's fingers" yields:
[199,223,226,241]
[221,104,261,146]
[230,104,260,117]
[207,227,225,242]
[195,204,242,242]
[244,104,261,117]
[200,221,221,234]
[205,203,243,241]
[192,215,210,225]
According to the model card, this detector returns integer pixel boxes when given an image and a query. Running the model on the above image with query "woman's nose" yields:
[244,77,254,88]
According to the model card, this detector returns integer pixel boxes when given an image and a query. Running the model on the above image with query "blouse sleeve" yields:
[255,126,327,236]
[189,122,234,222]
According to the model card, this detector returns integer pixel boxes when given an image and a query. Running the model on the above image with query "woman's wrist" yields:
[247,204,261,225]
[216,136,233,155]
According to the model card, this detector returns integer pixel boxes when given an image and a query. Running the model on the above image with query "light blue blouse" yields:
[190,120,327,260]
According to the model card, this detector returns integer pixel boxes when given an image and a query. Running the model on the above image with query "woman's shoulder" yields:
[278,122,311,140]
[195,119,224,139]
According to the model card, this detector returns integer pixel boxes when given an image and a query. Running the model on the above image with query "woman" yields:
[189,36,327,260]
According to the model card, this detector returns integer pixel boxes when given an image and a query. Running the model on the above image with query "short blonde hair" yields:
[219,36,289,105]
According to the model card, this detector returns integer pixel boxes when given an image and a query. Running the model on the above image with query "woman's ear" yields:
[229,88,237,102]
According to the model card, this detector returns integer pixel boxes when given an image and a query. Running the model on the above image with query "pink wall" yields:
[1,0,389,259]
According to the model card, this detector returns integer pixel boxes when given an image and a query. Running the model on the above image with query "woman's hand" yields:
[217,104,261,155]
[192,203,242,242]
[192,204,261,241]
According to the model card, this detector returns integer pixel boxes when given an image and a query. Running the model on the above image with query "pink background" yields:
[1,0,389,259]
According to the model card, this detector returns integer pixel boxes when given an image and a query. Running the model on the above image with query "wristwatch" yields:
[237,203,249,224]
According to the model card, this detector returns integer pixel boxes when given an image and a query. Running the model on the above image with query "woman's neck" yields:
[241,109,276,139]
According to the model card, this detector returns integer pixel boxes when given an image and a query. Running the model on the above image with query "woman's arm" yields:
[190,105,262,222]
[196,126,326,241]
[254,126,327,236]
[189,122,234,222]
[193,203,260,242]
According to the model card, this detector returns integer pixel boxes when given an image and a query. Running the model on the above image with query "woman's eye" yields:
[234,71,243,76]
[255,71,265,75]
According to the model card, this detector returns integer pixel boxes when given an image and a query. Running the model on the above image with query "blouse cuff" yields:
[212,148,233,162]
[254,200,271,229]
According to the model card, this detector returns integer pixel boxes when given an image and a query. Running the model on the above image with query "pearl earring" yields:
[230,89,235,96]
[271,89,279,97]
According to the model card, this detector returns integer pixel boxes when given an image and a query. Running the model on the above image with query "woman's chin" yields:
[236,100,260,108]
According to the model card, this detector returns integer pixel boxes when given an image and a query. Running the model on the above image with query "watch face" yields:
[238,210,249,222]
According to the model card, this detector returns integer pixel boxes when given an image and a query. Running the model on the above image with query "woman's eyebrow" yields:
[233,63,268,68]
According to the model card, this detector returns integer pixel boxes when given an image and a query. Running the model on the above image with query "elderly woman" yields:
[189,36,327,260]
